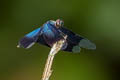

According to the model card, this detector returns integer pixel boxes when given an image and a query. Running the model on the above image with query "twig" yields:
[41,35,67,80]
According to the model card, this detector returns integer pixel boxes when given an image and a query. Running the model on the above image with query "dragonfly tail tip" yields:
[17,45,20,48]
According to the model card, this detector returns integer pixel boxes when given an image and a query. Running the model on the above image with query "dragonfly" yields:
[17,19,96,53]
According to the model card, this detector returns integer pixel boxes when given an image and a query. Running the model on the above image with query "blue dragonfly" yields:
[17,19,96,53]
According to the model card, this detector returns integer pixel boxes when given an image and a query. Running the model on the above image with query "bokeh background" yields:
[0,0,120,80]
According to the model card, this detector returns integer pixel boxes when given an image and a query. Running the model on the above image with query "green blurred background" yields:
[0,0,120,80]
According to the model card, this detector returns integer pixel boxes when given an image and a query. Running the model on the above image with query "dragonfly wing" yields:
[18,27,43,49]
[60,27,96,53]
[36,34,50,48]
[79,38,96,50]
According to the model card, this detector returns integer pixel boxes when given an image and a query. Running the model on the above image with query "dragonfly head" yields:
[55,19,64,28]
[49,19,64,28]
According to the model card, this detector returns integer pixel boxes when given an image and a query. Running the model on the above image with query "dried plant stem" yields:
[41,36,67,80]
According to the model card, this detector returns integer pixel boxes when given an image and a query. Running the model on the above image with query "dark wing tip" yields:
[18,37,35,49]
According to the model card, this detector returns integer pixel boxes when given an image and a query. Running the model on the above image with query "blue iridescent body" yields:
[18,19,96,53]
[42,21,63,46]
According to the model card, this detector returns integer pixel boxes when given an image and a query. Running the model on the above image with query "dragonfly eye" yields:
[55,19,64,28]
